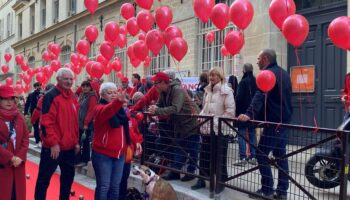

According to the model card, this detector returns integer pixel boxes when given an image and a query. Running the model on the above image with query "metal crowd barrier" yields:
[137,113,350,200]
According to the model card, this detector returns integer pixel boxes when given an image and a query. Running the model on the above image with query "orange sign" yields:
[290,65,315,93]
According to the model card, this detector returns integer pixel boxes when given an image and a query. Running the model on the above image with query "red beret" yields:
[151,72,170,82]
[121,77,129,83]
[0,85,15,98]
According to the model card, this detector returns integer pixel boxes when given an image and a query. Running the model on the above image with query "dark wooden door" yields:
[288,5,347,129]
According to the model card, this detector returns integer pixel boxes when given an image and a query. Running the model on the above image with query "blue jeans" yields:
[238,128,257,160]
[172,134,200,173]
[92,151,125,200]
[256,128,289,196]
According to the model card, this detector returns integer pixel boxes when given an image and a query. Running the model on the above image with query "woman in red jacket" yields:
[0,85,29,200]
[92,82,128,200]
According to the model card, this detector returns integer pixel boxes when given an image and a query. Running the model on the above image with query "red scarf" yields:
[0,106,19,142]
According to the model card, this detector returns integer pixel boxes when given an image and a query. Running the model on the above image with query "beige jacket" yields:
[200,82,236,135]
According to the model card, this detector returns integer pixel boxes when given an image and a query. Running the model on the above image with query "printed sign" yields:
[290,65,315,93]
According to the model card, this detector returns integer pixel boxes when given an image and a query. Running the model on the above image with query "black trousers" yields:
[77,129,92,163]
[33,120,40,144]
[35,148,75,200]
[119,162,131,200]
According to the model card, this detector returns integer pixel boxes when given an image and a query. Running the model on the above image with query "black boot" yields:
[191,179,206,190]
[162,172,180,181]
[181,174,195,182]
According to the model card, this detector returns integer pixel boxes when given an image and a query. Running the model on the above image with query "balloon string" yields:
[264,93,267,122]
[295,48,303,125]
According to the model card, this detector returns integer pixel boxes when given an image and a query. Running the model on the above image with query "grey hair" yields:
[163,69,176,80]
[243,63,253,73]
[261,48,277,64]
[99,82,117,96]
[56,68,74,79]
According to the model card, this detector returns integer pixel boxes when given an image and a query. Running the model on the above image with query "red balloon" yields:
[85,25,99,43]
[16,80,21,85]
[169,37,188,62]
[282,14,309,47]
[144,61,150,67]
[42,51,50,62]
[117,71,124,79]
[85,61,94,75]
[224,30,244,56]
[23,74,31,84]
[121,3,135,20]
[15,54,24,65]
[131,58,141,68]
[133,40,149,61]
[328,16,350,50]
[21,62,30,71]
[76,40,91,55]
[135,0,153,10]
[127,45,136,60]
[79,55,89,67]
[70,53,80,66]
[100,41,115,61]
[155,6,173,31]
[193,0,215,23]
[210,3,230,30]
[146,29,164,56]
[96,54,108,66]
[4,53,12,63]
[256,70,276,93]
[221,46,229,56]
[49,52,58,60]
[14,84,23,94]
[206,32,215,44]
[27,68,35,76]
[126,17,140,36]
[111,59,122,72]
[5,77,13,86]
[104,21,119,42]
[51,60,61,72]
[84,0,98,14]
[135,112,144,121]
[136,10,154,33]
[1,65,9,73]
[229,0,254,30]
[36,72,46,84]
[269,0,296,30]
[47,42,54,52]
[138,32,146,41]
[43,65,53,78]
[164,25,183,48]
[105,63,113,75]
[50,44,61,56]
[120,25,127,35]
[91,62,104,79]
[117,34,127,48]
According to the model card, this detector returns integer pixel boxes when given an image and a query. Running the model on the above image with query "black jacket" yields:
[246,63,293,123]
[235,72,257,117]
[228,75,238,97]
[24,89,41,115]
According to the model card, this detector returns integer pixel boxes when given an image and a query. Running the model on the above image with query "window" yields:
[68,0,77,16]
[295,0,346,10]
[30,5,35,34]
[28,56,35,68]
[18,13,22,39]
[60,45,71,65]
[148,47,170,75]
[6,13,10,37]
[53,0,59,23]
[197,0,239,76]
[41,0,46,30]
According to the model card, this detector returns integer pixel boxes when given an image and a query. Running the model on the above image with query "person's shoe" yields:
[162,172,180,181]
[275,193,287,200]
[233,159,248,166]
[191,179,206,190]
[180,174,195,182]
[248,189,274,199]
[249,158,257,165]
[216,184,225,193]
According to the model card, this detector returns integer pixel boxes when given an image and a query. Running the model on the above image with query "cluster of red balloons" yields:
[1,53,11,74]
[194,0,253,56]
[269,0,309,47]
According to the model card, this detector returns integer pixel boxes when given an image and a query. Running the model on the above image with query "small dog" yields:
[132,165,177,200]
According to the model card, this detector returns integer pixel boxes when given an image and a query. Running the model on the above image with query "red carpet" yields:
[26,161,95,200]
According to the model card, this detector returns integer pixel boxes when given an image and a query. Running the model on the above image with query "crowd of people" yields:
[0,48,293,200]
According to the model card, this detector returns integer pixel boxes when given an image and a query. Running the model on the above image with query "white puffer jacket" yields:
[200,82,236,135]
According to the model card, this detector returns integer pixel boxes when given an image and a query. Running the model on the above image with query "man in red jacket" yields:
[34,68,80,200]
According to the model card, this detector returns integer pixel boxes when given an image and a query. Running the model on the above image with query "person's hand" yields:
[11,156,23,167]
[135,143,142,156]
[74,144,80,155]
[116,90,128,103]
[50,144,60,160]
[148,105,158,115]
[238,114,251,122]
[341,96,346,102]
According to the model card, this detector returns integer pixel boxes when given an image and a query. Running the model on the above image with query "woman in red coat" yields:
[0,85,29,200]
